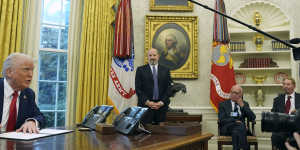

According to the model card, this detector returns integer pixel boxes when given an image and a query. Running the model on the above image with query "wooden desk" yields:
[0,130,213,150]
[166,113,202,123]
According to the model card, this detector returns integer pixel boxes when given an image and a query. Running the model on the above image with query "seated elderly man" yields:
[218,85,256,150]
[0,53,45,133]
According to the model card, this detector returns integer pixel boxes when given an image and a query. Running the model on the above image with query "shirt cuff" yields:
[159,101,164,106]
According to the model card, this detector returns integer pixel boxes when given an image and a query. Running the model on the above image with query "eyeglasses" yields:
[230,91,241,95]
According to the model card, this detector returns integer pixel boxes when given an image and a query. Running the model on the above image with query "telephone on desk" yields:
[113,106,150,135]
[79,105,114,130]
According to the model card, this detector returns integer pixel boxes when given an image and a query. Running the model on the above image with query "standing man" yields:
[218,85,256,150]
[0,53,45,133]
[135,48,172,124]
[271,77,300,150]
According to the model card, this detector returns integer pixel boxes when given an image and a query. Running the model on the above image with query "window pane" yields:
[42,112,55,127]
[38,82,57,110]
[43,0,62,25]
[60,26,69,50]
[39,51,58,80]
[57,112,66,127]
[40,26,59,49]
[63,0,70,26]
[59,53,67,81]
[58,83,66,110]
[39,0,70,128]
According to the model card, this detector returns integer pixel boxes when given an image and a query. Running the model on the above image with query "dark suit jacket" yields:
[271,93,300,149]
[218,100,256,135]
[0,78,46,130]
[271,93,300,113]
[135,64,172,111]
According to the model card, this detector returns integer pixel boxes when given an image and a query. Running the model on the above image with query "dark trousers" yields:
[141,107,167,125]
[272,132,290,150]
[222,122,250,150]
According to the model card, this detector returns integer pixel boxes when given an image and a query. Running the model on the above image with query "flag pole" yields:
[188,0,300,59]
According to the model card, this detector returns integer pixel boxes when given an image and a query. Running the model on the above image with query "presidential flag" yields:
[108,0,137,114]
[210,0,236,112]
[113,0,133,58]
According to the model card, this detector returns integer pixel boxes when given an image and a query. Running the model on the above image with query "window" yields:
[38,0,70,127]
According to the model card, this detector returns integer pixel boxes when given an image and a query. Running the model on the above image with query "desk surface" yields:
[0,130,213,150]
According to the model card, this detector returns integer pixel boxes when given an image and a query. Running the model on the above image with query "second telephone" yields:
[80,105,114,130]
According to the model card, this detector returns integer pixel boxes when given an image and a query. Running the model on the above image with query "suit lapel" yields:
[16,91,26,126]
[225,100,232,113]
[0,78,4,122]
[279,95,286,113]
[295,93,300,109]
[146,65,154,82]
[157,65,161,84]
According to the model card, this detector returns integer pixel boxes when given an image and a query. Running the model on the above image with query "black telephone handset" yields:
[113,106,149,135]
[80,105,114,130]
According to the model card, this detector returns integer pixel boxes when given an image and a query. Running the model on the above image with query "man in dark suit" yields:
[0,53,45,133]
[135,48,172,124]
[271,77,300,150]
[218,85,256,150]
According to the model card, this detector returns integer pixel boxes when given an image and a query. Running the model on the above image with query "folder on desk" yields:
[0,129,73,141]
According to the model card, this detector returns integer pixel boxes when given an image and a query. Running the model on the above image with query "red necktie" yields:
[285,96,291,114]
[6,91,18,131]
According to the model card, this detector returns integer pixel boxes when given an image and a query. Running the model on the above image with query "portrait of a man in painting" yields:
[152,23,190,70]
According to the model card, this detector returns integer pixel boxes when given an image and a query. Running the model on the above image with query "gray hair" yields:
[166,34,178,46]
[2,53,32,78]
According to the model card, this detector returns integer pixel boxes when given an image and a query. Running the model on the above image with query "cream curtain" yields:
[75,0,116,124]
[0,0,24,75]
[20,0,42,92]
[65,0,84,127]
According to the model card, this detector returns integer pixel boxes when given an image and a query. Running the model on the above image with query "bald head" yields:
[230,85,243,101]
[231,85,243,93]
[148,48,159,65]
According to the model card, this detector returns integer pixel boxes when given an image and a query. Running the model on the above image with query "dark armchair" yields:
[217,119,258,150]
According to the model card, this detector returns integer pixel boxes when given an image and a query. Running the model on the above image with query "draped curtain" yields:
[20,0,42,92]
[65,0,83,127]
[75,0,116,123]
[0,0,116,126]
[0,0,24,76]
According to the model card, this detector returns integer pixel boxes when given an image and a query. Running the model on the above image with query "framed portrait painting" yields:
[145,15,198,79]
[150,0,193,12]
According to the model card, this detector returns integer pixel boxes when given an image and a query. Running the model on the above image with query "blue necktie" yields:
[152,66,159,100]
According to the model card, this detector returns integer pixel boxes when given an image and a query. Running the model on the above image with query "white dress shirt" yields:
[1,78,20,131]
[285,92,295,114]
[231,100,241,115]
[149,64,158,74]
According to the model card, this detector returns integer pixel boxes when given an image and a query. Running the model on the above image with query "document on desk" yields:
[0,129,73,140]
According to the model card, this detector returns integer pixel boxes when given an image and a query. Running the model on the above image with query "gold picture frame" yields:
[145,15,198,79]
[150,0,193,12]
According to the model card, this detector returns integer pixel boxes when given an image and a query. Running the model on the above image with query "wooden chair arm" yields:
[250,120,256,136]
[217,119,221,135]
